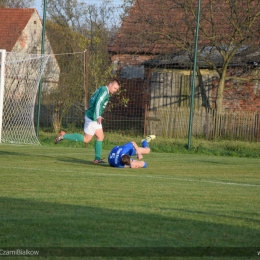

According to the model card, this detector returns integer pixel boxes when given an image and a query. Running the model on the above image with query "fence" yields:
[36,104,260,142]
[34,103,84,129]
[147,107,260,141]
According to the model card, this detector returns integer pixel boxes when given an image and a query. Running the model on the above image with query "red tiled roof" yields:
[109,0,260,55]
[108,0,199,54]
[0,8,39,51]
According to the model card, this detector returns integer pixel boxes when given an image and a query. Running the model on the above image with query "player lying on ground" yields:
[108,135,156,168]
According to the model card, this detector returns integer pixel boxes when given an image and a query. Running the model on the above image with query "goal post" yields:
[0,50,50,145]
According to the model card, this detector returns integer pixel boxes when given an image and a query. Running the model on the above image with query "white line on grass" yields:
[1,166,260,188]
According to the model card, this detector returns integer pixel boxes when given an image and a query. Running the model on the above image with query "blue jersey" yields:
[108,142,136,168]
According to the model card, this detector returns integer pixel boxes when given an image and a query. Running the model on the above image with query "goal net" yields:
[0,50,50,145]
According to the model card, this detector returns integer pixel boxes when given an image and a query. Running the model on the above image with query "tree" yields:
[0,0,34,8]
[119,0,260,111]
[45,20,87,131]
[120,0,135,21]
[179,0,260,111]
[47,0,117,93]
[43,0,134,131]
[45,0,122,131]
[47,0,87,30]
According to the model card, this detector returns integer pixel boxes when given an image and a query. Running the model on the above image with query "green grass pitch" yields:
[0,144,260,259]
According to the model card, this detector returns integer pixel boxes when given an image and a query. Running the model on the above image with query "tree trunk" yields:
[214,71,226,139]
[216,75,225,113]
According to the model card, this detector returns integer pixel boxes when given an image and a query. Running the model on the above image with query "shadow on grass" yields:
[59,157,110,167]
[0,146,110,168]
[0,151,32,157]
[0,197,259,252]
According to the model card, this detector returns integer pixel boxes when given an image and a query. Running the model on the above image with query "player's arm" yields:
[95,89,108,122]
[131,141,143,159]
[130,160,146,168]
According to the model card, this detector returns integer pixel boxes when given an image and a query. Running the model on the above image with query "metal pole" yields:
[36,0,47,137]
[187,0,201,149]
[0,49,6,143]
[85,49,89,109]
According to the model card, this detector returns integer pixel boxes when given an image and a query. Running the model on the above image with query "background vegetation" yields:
[39,129,260,159]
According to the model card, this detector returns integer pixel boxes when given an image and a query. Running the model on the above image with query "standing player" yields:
[54,78,120,164]
[108,135,156,168]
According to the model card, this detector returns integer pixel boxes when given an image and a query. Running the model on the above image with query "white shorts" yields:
[84,116,102,136]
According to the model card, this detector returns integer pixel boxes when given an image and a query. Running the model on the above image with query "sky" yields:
[33,0,125,17]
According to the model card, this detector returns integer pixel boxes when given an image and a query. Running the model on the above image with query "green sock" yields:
[95,140,103,160]
[63,133,84,142]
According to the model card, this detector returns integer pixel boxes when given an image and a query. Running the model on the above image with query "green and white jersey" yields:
[85,86,109,121]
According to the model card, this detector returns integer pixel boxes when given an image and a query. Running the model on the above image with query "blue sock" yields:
[142,139,149,148]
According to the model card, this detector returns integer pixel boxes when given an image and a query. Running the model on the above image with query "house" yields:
[0,8,60,92]
[108,0,260,113]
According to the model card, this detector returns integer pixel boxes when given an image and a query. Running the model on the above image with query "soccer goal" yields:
[0,50,50,145]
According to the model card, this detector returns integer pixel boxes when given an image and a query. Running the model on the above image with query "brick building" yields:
[0,8,60,92]
[108,0,260,116]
